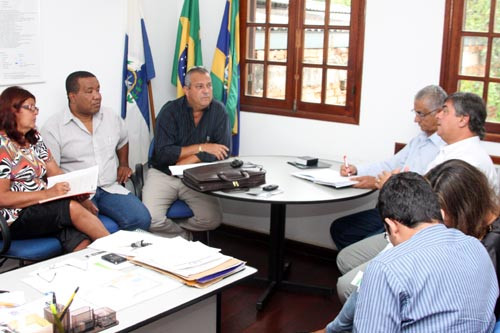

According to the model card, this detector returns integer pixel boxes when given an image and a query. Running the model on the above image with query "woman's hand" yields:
[46,182,71,198]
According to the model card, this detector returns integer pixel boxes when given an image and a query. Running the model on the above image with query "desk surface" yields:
[211,155,374,204]
[0,248,256,332]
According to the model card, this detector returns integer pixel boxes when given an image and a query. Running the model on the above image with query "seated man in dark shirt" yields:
[143,66,231,239]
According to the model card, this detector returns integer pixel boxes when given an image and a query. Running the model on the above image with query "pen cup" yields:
[43,303,70,333]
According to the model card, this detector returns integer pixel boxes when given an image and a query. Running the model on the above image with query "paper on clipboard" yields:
[40,165,98,203]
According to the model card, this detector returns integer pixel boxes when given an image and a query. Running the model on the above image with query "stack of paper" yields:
[89,231,246,288]
[292,168,358,188]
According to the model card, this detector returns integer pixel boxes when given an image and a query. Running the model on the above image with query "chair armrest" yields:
[0,214,12,255]
[129,162,146,200]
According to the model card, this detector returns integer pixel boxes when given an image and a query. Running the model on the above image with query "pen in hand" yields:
[343,155,351,176]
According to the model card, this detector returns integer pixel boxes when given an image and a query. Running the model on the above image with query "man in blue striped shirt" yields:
[354,172,498,332]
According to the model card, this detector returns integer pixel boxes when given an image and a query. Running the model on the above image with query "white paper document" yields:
[169,162,212,176]
[292,168,358,188]
[40,165,99,203]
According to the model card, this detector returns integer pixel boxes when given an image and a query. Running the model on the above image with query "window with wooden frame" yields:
[240,0,366,124]
[441,0,500,141]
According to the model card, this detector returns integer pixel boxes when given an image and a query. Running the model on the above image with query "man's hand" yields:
[117,166,132,184]
[351,175,377,189]
[340,164,357,176]
[375,168,405,189]
[200,143,229,160]
[80,199,99,216]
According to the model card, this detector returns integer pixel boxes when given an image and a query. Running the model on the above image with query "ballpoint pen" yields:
[343,155,351,176]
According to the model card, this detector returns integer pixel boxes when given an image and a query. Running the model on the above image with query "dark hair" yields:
[184,66,210,87]
[445,92,486,139]
[378,172,442,230]
[426,159,499,239]
[66,71,96,97]
[0,86,38,145]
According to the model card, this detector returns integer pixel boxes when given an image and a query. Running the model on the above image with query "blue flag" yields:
[122,0,156,167]
[210,0,240,155]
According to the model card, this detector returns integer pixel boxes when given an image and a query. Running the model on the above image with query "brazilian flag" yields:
[171,0,203,97]
[210,0,240,155]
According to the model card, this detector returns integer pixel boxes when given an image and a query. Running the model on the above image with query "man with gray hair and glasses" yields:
[331,84,447,303]
[142,66,231,240]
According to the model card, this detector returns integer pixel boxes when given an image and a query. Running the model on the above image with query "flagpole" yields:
[147,81,156,135]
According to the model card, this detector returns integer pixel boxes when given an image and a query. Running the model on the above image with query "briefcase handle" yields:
[217,171,250,182]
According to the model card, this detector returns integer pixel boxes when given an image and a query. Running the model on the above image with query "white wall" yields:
[3,0,500,249]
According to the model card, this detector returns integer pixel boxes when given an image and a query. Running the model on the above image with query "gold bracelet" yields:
[198,144,202,153]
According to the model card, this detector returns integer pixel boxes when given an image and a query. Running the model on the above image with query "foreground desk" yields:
[209,155,374,310]
[0,248,256,332]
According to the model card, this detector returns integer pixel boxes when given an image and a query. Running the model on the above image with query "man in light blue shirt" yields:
[333,85,447,303]
[353,172,498,332]
[331,85,447,253]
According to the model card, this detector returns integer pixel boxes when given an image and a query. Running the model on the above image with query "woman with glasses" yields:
[0,86,109,253]
[312,159,499,333]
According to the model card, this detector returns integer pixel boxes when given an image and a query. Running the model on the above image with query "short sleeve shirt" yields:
[0,132,51,223]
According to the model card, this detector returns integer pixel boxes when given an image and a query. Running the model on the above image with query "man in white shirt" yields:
[336,91,499,305]
[41,71,151,231]
[427,91,498,193]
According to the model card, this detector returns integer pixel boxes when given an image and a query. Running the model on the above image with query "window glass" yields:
[301,67,323,103]
[326,69,347,105]
[270,0,289,23]
[463,0,490,32]
[267,65,287,99]
[303,29,324,64]
[459,36,488,76]
[330,0,351,26]
[245,63,264,97]
[269,27,288,62]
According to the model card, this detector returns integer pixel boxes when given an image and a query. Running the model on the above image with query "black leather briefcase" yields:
[182,161,266,192]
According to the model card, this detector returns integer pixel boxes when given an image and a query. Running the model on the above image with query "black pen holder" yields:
[43,304,70,333]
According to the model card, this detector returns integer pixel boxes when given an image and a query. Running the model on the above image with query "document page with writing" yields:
[292,168,358,188]
[40,165,99,203]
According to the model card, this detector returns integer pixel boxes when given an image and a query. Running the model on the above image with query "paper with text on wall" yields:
[39,165,98,203]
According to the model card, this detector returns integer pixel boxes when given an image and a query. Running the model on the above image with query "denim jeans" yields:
[91,187,151,231]
[326,290,357,333]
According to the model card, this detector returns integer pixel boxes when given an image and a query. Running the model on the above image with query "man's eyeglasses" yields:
[411,108,440,118]
[21,104,40,113]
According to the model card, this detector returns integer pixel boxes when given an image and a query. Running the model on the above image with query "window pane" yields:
[463,0,490,32]
[301,67,323,103]
[266,65,286,99]
[491,38,500,77]
[487,82,500,122]
[305,0,325,25]
[496,0,500,32]
[245,63,264,97]
[269,27,288,62]
[326,69,347,105]
[328,29,349,66]
[459,36,488,76]
[247,0,266,23]
[247,27,266,60]
[330,0,351,26]
[458,79,484,96]
[303,29,324,64]
[270,0,289,24]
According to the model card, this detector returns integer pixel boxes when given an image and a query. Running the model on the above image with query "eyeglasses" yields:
[20,104,40,113]
[411,108,440,118]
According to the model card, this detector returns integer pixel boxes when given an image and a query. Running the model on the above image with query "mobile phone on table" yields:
[101,253,127,264]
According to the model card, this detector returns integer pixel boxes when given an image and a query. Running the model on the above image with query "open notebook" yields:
[292,168,358,188]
